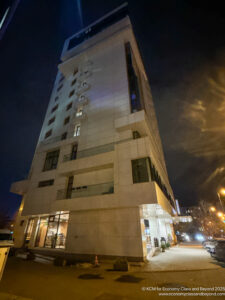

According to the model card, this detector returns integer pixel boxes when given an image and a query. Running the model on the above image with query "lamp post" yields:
[217,189,225,214]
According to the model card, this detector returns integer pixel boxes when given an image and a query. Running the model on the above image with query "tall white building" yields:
[11,4,177,261]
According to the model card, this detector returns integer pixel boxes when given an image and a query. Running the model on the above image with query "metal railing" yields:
[63,142,115,162]
[56,182,114,200]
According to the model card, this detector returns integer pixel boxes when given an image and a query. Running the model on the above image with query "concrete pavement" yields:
[142,243,221,272]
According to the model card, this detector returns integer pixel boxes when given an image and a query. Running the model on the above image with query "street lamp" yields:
[217,212,223,218]
[217,189,225,213]
[210,206,216,212]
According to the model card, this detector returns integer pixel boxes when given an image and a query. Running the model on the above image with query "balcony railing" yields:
[56,182,114,200]
[63,142,115,162]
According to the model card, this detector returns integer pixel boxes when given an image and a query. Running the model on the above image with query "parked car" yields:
[211,240,225,262]
[202,239,218,252]
[0,229,13,245]
[203,239,225,253]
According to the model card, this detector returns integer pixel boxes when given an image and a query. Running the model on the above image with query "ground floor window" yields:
[24,218,34,245]
[35,213,69,249]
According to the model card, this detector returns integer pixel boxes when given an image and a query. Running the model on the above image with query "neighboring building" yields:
[11,4,177,261]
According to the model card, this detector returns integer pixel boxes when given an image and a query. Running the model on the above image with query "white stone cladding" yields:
[11,13,176,260]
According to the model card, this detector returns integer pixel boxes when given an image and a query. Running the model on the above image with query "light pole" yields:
[217,189,225,213]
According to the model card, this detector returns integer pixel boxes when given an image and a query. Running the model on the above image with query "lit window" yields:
[76,107,83,117]
[35,213,69,249]
[74,124,81,137]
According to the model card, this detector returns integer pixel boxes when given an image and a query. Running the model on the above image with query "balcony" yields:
[10,179,29,195]
[56,182,114,200]
[63,143,115,162]
[115,110,148,137]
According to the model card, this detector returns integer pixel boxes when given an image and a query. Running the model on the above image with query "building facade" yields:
[11,4,177,261]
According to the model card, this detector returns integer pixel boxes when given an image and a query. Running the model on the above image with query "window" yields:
[74,124,81,137]
[24,219,34,244]
[132,158,150,183]
[57,84,63,92]
[71,78,77,86]
[35,213,69,249]
[51,104,58,113]
[69,90,75,98]
[64,116,70,125]
[45,129,52,139]
[133,131,141,139]
[48,116,55,125]
[43,150,60,171]
[38,179,54,187]
[73,67,78,76]
[70,144,78,160]
[148,158,175,209]
[67,102,72,111]
[66,176,74,199]
[55,96,59,102]
[76,107,83,117]
[59,75,64,83]
[125,42,143,113]
[61,132,67,140]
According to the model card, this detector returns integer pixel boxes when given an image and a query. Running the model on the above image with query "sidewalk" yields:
[141,244,220,272]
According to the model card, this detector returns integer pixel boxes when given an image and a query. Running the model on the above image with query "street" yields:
[0,244,224,300]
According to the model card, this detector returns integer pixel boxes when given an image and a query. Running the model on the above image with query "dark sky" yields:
[0,0,225,217]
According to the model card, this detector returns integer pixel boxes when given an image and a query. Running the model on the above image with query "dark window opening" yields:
[48,116,55,126]
[38,179,54,187]
[69,90,75,98]
[71,78,77,86]
[133,131,141,139]
[66,176,74,199]
[73,68,78,76]
[61,132,67,140]
[57,84,63,92]
[132,158,150,183]
[64,116,70,125]
[43,150,60,171]
[55,96,59,102]
[148,158,175,209]
[125,42,143,113]
[51,104,58,113]
[71,144,78,160]
[59,75,64,83]
[45,129,52,139]
[67,102,73,110]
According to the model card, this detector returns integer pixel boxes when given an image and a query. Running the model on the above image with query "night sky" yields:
[0,0,225,217]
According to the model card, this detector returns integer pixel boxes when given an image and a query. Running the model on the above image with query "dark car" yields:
[211,240,225,262]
